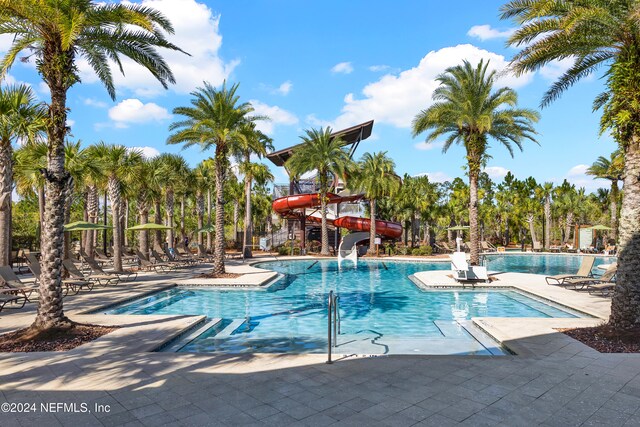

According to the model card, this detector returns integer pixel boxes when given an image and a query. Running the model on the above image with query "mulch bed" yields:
[0,324,118,352]
[558,325,640,353]
[197,272,242,279]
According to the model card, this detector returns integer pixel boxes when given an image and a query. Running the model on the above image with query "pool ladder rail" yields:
[326,290,341,364]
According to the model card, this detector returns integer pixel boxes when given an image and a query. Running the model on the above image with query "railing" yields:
[326,290,340,364]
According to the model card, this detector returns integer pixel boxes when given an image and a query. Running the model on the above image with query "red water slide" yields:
[272,193,402,239]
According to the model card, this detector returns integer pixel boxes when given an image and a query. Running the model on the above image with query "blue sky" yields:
[2,0,616,192]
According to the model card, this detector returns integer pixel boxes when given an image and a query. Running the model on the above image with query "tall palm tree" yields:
[587,150,624,241]
[168,82,254,275]
[286,127,354,256]
[131,158,164,258]
[88,143,142,272]
[412,59,539,264]
[0,0,183,331]
[234,122,273,258]
[501,0,640,330]
[352,152,401,255]
[0,84,46,266]
[539,182,554,251]
[192,162,211,255]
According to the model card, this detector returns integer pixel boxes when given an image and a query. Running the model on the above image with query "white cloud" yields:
[369,65,390,72]
[329,44,534,130]
[414,141,445,151]
[484,166,510,180]
[331,62,354,74]
[275,81,292,96]
[539,58,574,81]
[414,171,452,183]
[77,0,238,97]
[37,82,50,97]
[567,164,589,176]
[305,114,332,128]
[108,98,171,128]
[84,98,108,108]
[0,34,12,53]
[129,146,160,159]
[467,25,515,41]
[249,100,298,135]
[66,119,75,127]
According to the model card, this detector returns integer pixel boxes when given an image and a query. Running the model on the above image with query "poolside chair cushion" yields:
[545,256,596,285]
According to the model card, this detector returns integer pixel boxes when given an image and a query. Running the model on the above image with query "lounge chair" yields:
[94,248,113,264]
[164,247,197,266]
[532,241,543,252]
[25,254,93,295]
[545,256,596,285]
[438,242,455,253]
[481,241,496,253]
[0,290,26,312]
[151,250,183,269]
[62,259,118,287]
[0,266,39,302]
[176,246,201,263]
[136,250,171,273]
[197,244,214,261]
[83,256,137,282]
[450,252,489,283]
[562,263,618,292]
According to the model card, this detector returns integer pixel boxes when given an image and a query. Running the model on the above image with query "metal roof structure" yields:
[266,120,374,167]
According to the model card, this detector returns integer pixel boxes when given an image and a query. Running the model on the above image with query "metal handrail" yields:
[326,291,340,364]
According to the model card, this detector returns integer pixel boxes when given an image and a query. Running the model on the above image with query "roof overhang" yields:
[266,120,374,167]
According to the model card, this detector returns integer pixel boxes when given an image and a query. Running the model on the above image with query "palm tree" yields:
[501,0,640,330]
[13,142,48,240]
[286,127,354,256]
[587,150,624,241]
[89,143,142,272]
[192,162,211,255]
[0,0,183,331]
[168,82,254,275]
[539,182,554,250]
[156,154,189,249]
[0,84,46,266]
[234,122,273,258]
[412,59,539,264]
[131,158,164,258]
[352,152,401,255]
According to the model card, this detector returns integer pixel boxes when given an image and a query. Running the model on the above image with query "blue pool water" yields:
[104,259,588,356]
[484,254,616,276]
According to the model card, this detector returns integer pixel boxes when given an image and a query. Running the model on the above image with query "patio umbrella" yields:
[64,221,112,231]
[447,225,470,231]
[196,225,216,233]
[587,224,612,231]
[127,223,173,231]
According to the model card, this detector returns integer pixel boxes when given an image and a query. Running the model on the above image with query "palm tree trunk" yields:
[368,199,377,255]
[611,181,619,243]
[196,192,204,255]
[527,214,537,245]
[544,196,551,250]
[609,137,640,330]
[32,74,71,330]
[233,200,239,245]
[213,155,226,275]
[123,199,129,247]
[137,193,149,257]
[37,186,45,245]
[108,176,123,272]
[180,196,185,242]
[469,169,480,265]
[320,191,329,256]
[243,175,253,258]
[206,188,212,251]
[166,188,174,248]
[563,213,573,244]
[153,201,162,250]
[0,141,12,266]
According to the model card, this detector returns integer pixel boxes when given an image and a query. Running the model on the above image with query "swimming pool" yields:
[103,259,586,356]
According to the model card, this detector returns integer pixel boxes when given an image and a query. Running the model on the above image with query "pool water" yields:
[484,254,615,276]
[104,259,586,356]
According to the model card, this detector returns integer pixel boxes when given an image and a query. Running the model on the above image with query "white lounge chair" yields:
[450,252,489,283]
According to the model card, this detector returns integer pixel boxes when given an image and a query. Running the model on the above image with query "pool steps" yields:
[215,319,247,339]
[163,317,223,352]
[132,293,181,313]
[457,320,504,356]
[433,320,469,338]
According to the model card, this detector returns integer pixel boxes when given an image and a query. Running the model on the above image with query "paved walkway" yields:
[1,256,639,426]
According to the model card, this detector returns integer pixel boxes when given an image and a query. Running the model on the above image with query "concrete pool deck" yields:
[2,255,640,426]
